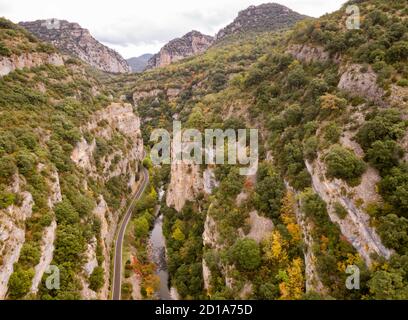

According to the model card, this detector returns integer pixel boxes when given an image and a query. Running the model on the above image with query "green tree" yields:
[366,140,403,173]
[134,216,150,239]
[8,268,34,299]
[377,214,408,253]
[231,238,261,271]
[325,145,366,183]
[89,266,104,291]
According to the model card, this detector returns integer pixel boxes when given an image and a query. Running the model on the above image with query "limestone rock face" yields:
[166,161,203,212]
[216,3,307,41]
[19,19,130,73]
[0,52,64,77]
[338,64,385,104]
[287,44,340,64]
[147,31,213,69]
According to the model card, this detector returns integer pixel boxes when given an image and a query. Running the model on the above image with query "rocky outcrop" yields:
[0,52,64,77]
[92,196,115,300]
[338,64,385,104]
[287,44,340,64]
[71,102,144,183]
[31,168,61,294]
[19,19,130,73]
[203,168,218,194]
[30,221,57,295]
[216,3,307,41]
[166,161,203,212]
[70,102,144,299]
[133,89,163,107]
[146,31,213,69]
[0,175,34,299]
[245,211,274,244]
[305,158,393,266]
[282,182,326,294]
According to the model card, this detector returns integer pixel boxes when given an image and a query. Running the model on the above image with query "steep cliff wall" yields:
[19,20,130,73]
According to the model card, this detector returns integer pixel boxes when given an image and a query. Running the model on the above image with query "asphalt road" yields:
[112,166,149,300]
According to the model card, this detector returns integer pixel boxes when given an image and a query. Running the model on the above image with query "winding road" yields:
[112,166,149,300]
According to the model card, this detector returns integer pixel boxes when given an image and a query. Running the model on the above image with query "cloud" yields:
[1,0,347,58]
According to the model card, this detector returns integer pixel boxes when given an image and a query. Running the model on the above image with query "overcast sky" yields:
[1,0,346,58]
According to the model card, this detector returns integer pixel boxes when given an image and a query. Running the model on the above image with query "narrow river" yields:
[149,214,172,300]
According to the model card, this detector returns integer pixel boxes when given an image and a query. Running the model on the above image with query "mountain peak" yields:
[19,19,131,73]
[146,30,214,70]
[216,2,308,41]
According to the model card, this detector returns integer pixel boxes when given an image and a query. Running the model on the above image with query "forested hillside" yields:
[111,0,408,300]
[0,0,407,301]
[0,18,145,299]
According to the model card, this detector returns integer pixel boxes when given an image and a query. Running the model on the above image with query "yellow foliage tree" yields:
[280,191,302,244]
[319,93,347,111]
[263,230,288,265]
[279,258,305,300]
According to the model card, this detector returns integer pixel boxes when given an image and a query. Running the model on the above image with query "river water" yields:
[149,214,172,300]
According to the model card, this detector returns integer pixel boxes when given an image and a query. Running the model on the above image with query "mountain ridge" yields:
[19,19,131,73]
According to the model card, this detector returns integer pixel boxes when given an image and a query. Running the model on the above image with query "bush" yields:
[253,164,285,219]
[304,136,318,161]
[385,41,408,64]
[0,188,16,209]
[0,155,17,180]
[7,268,34,299]
[231,238,261,271]
[89,266,104,291]
[325,146,366,183]
[0,41,11,57]
[287,65,307,89]
[377,214,408,254]
[379,165,408,216]
[15,151,36,176]
[134,216,150,239]
[334,202,348,220]
[356,109,405,150]
[324,123,341,144]
[366,140,403,173]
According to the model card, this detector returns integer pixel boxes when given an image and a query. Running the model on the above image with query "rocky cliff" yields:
[215,3,308,41]
[19,19,130,73]
[146,31,213,69]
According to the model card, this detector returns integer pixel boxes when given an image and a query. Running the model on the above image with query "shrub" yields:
[15,151,36,176]
[366,140,403,173]
[304,137,318,161]
[319,94,347,113]
[324,123,341,144]
[334,202,348,220]
[134,216,150,239]
[0,41,11,57]
[287,65,307,88]
[385,41,408,64]
[325,145,366,183]
[231,238,261,271]
[356,109,405,150]
[89,266,104,291]
[379,165,408,216]
[0,188,15,209]
[397,79,408,87]
[0,155,17,180]
[7,268,34,299]
[377,214,408,253]
[253,167,285,219]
